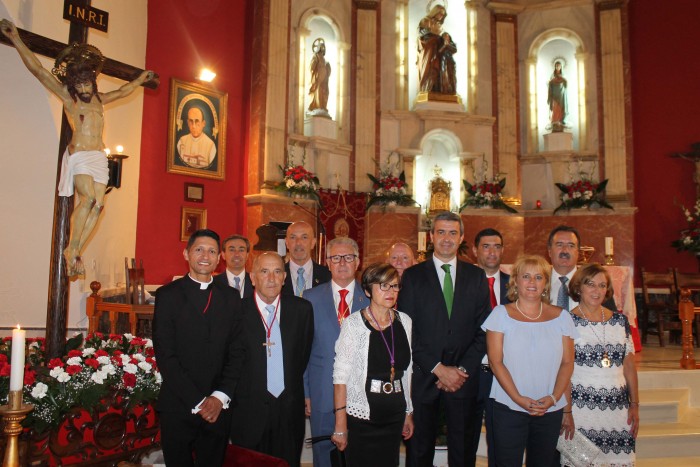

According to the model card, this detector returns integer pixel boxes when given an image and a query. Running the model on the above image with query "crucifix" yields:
[672,142,700,199]
[262,339,276,358]
[0,0,158,359]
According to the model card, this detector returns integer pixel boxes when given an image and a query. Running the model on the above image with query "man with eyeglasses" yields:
[302,237,370,467]
[282,221,332,297]
[471,228,510,465]
[548,225,616,312]
[398,211,491,467]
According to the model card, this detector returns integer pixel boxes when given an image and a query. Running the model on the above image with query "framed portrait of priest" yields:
[167,78,228,180]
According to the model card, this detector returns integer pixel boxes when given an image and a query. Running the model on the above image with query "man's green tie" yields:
[442,264,454,317]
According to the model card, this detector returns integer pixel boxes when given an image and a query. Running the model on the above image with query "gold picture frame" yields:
[167,78,228,180]
[181,207,207,241]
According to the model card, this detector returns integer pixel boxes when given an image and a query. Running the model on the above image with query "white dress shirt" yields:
[550,267,578,311]
[225,269,246,298]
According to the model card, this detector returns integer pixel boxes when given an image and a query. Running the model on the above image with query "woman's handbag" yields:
[557,431,602,467]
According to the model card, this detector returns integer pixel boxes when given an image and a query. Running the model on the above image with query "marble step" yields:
[639,387,689,423]
[637,457,700,467]
[636,407,700,458]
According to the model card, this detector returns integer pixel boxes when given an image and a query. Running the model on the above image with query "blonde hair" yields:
[506,254,552,303]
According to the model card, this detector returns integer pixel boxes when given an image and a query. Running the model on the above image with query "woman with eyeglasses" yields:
[482,254,577,466]
[560,263,639,466]
[331,263,413,466]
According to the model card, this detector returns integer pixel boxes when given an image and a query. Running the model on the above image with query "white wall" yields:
[0,0,147,333]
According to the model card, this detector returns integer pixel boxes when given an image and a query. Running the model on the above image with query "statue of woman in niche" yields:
[308,38,331,116]
[547,60,568,131]
[417,3,457,95]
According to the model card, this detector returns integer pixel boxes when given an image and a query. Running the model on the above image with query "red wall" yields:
[630,0,700,274]
[136,0,252,283]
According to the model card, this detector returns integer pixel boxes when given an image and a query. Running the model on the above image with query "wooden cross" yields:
[0,0,158,359]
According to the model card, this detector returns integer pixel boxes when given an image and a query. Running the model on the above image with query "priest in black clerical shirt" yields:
[153,229,244,466]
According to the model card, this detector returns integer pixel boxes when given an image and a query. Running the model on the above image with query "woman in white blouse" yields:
[482,254,577,466]
[331,263,413,466]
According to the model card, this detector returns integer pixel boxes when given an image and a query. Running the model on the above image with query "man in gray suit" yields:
[303,237,369,467]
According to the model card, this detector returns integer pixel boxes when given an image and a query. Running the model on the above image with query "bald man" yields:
[386,242,417,278]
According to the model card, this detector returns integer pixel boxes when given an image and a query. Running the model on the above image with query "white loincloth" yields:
[57,149,109,197]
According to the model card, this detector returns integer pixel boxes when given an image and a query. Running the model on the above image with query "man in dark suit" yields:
[548,225,617,311]
[303,237,369,467]
[230,252,314,467]
[153,229,244,466]
[214,234,254,299]
[397,212,490,467]
[282,221,331,296]
[471,228,510,465]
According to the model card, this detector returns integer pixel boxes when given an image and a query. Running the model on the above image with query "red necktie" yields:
[338,289,350,324]
[488,277,498,310]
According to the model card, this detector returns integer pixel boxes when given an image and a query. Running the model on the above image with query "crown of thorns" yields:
[51,43,105,82]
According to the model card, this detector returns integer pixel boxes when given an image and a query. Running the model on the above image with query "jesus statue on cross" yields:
[1,19,154,277]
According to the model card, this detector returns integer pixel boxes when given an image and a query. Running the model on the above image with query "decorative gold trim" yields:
[415,91,463,104]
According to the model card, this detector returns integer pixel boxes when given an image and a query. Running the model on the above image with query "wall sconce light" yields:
[198,68,216,82]
[107,145,128,192]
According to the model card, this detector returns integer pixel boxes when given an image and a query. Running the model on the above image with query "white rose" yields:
[31,382,48,399]
[573,192,581,199]
[286,179,295,188]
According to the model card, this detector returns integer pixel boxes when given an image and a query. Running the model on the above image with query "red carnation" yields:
[48,358,64,369]
[0,354,8,365]
[67,350,82,358]
[85,358,99,369]
[123,373,136,388]
[95,349,109,358]
[0,365,10,377]
[24,368,36,386]
[66,365,82,375]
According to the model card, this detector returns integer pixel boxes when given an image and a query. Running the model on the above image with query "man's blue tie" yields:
[557,276,569,309]
[266,305,284,397]
[233,276,241,291]
[296,268,306,297]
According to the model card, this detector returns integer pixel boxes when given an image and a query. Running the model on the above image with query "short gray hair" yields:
[431,212,464,235]
[327,237,359,256]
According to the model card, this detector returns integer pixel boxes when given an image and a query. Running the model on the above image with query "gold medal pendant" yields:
[601,352,611,368]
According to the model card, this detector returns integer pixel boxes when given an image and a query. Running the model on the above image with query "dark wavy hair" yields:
[65,64,101,103]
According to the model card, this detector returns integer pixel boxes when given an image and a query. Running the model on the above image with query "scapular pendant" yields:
[601,352,611,368]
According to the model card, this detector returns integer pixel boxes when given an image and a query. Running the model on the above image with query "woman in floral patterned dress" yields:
[561,263,640,466]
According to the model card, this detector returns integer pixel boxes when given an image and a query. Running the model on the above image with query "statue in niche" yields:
[417,3,457,95]
[547,60,568,132]
[429,165,451,213]
[308,37,331,117]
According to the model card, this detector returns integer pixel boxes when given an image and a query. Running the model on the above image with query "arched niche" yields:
[406,0,469,109]
[297,10,345,128]
[526,28,586,153]
[414,129,464,211]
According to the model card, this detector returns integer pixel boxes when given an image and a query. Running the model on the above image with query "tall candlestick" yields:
[605,237,614,256]
[418,232,427,251]
[9,326,25,391]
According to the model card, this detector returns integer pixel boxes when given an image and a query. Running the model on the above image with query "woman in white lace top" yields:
[331,263,413,466]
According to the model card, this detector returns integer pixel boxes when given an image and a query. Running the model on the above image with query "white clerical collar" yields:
[188,274,213,290]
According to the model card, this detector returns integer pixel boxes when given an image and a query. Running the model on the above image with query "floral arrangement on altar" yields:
[0,332,160,433]
[459,156,517,213]
[554,160,613,213]
[460,176,518,213]
[276,143,321,203]
[366,154,416,210]
[671,197,700,254]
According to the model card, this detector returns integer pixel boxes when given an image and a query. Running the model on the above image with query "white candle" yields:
[418,232,427,251]
[10,326,25,391]
[605,237,614,256]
